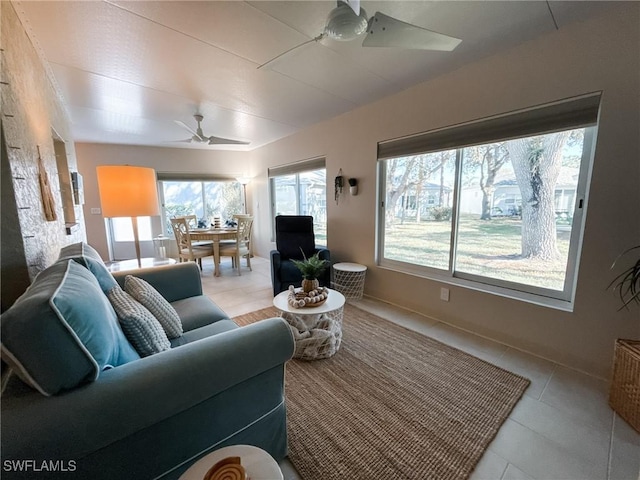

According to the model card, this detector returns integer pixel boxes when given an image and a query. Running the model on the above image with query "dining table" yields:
[189,227,237,277]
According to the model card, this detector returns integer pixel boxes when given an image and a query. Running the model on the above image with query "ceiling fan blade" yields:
[342,0,360,16]
[175,116,249,145]
[207,136,250,146]
[258,33,325,70]
[363,12,462,51]
[175,119,209,142]
[175,119,199,136]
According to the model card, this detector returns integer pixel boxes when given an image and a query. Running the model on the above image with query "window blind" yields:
[378,92,601,160]
[156,172,238,182]
[268,157,326,178]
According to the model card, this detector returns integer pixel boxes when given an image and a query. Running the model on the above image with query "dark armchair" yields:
[270,215,331,296]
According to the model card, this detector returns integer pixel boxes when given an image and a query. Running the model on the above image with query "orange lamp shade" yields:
[96,166,160,217]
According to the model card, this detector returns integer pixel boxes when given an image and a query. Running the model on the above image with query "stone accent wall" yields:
[1,1,86,310]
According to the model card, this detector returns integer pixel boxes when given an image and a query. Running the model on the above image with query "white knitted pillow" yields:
[107,286,170,357]
[124,275,183,339]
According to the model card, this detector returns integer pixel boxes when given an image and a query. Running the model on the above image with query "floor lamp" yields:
[96,166,160,268]
[236,177,251,214]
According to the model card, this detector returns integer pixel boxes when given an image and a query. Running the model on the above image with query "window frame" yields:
[376,94,600,310]
[268,157,327,244]
[157,174,243,235]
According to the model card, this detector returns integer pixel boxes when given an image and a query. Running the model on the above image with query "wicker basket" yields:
[609,339,640,433]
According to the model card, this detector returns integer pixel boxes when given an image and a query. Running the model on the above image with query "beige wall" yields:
[73,4,639,377]
[1,1,85,310]
[249,4,640,378]
[75,143,254,259]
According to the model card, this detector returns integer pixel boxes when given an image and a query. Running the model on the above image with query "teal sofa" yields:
[1,243,294,479]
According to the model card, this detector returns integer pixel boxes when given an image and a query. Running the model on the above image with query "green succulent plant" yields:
[291,251,329,280]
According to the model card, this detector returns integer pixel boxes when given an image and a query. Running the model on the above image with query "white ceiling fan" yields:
[259,0,462,69]
[174,114,250,146]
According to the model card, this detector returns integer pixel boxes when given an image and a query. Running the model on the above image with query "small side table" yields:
[106,257,176,273]
[179,444,282,480]
[332,262,367,300]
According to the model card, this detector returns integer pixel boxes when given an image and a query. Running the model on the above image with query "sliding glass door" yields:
[160,179,242,234]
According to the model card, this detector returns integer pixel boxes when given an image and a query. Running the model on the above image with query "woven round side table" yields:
[332,263,367,300]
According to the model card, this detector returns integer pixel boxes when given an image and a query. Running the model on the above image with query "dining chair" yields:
[174,215,213,248]
[219,215,254,275]
[170,217,214,270]
[178,214,198,228]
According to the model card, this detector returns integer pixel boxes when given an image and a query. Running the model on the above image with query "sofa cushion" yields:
[58,242,103,262]
[58,242,117,292]
[169,319,238,347]
[124,275,183,339]
[0,260,139,396]
[171,295,230,332]
[107,286,171,357]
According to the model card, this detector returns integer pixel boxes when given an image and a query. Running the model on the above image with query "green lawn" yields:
[384,215,571,291]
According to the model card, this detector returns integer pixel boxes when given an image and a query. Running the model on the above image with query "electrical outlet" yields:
[90,207,101,215]
[440,287,450,302]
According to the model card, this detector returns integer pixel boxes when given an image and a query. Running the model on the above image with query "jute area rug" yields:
[234,304,530,480]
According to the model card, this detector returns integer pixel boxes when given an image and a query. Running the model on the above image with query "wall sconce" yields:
[348,178,358,196]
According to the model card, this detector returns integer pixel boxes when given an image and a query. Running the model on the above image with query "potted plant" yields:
[609,245,640,310]
[292,251,330,293]
[608,244,640,433]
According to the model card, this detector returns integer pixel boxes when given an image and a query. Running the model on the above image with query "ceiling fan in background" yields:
[259,0,462,69]
[174,114,250,145]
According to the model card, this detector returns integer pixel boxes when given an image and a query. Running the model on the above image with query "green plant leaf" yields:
[291,250,329,280]
[609,245,640,311]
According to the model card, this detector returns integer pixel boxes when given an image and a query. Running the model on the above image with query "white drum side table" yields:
[273,288,346,360]
[332,262,367,300]
[179,444,283,480]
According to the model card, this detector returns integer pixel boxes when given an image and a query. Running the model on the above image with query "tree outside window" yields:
[379,124,594,302]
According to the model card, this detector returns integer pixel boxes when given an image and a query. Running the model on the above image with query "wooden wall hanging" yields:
[37,146,57,221]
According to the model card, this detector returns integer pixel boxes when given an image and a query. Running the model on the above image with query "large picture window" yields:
[377,94,600,307]
[269,158,327,245]
[158,176,242,234]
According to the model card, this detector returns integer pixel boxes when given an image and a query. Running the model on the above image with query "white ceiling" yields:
[15,1,612,151]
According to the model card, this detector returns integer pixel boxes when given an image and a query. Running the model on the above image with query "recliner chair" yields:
[270,215,330,296]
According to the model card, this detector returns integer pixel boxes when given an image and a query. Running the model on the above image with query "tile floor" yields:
[198,256,640,480]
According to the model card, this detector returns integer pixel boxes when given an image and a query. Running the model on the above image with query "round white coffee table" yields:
[273,288,346,360]
[179,444,282,480]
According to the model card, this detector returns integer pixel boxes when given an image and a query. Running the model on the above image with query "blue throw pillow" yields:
[80,256,118,292]
[0,260,139,396]
[58,242,117,292]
